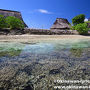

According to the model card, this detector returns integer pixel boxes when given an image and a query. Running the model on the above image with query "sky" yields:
[0,0,90,29]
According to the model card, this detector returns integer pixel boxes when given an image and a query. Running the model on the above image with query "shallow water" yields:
[0,39,90,90]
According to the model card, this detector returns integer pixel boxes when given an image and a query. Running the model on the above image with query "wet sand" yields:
[0,35,90,43]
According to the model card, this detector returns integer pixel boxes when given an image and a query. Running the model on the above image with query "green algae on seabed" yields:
[70,48,83,57]
[0,42,25,57]
[0,49,22,57]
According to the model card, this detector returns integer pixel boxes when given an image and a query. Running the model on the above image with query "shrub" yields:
[71,26,76,30]
[6,16,24,30]
[0,15,7,29]
[85,21,90,29]
[72,14,85,25]
[75,23,88,35]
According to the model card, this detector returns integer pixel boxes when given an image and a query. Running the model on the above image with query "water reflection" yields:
[22,43,54,54]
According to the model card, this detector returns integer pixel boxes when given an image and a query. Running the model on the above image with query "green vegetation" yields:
[70,48,83,57]
[84,21,90,30]
[75,23,88,35]
[72,14,85,25]
[0,15,7,29]
[0,48,22,57]
[6,16,24,30]
[0,13,89,35]
[71,14,89,35]
[0,15,24,30]
[70,25,76,30]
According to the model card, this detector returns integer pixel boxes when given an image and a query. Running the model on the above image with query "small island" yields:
[0,9,90,36]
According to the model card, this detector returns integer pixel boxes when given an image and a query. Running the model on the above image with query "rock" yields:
[8,29,25,35]
[0,29,10,35]
[0,29,25,35]
[87,23,90,28]
[49,69,60,75]
[0,9,28,27]
[39,74,46,79]
[21,65,32,75]
[22,84,33,90]
[50,18,70,30]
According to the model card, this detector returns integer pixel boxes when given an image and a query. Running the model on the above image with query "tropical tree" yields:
[75,23,88,35]
[0,15,7,29]
[6,16,24,29]
[72,14,85,25]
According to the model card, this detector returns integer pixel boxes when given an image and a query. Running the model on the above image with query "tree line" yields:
[0,15,25,30]
[71,14,90,35]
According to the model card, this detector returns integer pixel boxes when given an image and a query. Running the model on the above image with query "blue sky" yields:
[0,0,90,29]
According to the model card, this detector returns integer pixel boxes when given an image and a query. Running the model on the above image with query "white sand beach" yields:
[0,35,90,43]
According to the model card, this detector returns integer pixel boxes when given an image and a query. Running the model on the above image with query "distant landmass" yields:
[0,9,27,27]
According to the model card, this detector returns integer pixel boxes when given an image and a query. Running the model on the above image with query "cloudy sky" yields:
[0,0,90,29]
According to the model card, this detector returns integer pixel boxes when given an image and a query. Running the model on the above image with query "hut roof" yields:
[0,9,28,27]
[50,18,70,30]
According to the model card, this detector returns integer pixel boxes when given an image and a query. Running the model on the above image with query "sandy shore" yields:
[0,35,90,42]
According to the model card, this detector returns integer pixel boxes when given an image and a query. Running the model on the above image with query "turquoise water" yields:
[0,39,90,60]
[0,39,90,90]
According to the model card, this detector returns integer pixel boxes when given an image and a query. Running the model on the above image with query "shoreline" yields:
[0,35,90,42]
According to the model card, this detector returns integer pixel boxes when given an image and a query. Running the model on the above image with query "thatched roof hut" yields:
[50,18,70,30]
[0,9,27,27]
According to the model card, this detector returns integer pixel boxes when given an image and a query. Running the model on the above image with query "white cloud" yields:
[37,9,53,14]
[84,18,88,22]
